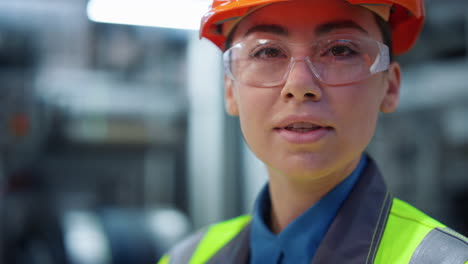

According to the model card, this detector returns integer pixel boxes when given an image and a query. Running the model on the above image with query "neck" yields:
[267,158,360,234]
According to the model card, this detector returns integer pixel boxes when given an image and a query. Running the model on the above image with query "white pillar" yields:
[186,32,224,228]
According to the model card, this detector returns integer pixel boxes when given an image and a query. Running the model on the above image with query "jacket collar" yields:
[311,157,392,264]
[207,157,392,264]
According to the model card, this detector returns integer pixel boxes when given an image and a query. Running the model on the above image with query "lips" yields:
[274,116,333,144]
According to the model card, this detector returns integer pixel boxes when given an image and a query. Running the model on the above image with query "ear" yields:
[225,75,239,116]
[380,62,401,113]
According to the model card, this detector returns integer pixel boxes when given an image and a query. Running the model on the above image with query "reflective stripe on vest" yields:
[408,227,468,264]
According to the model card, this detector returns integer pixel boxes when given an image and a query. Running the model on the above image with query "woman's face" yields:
[224,0,401,181]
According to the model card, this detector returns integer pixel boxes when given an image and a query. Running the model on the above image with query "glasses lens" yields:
[311,36,387,85]
[224,35,388,87]
[226,39,291,87]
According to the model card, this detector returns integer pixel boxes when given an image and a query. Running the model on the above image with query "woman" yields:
[160,0,468,263]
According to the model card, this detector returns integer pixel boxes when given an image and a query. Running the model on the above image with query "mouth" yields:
[274,121,333,144]
[282,122,325,133]
[276,122,332,133]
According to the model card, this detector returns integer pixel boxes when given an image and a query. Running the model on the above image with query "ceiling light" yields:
[87,0,210,30]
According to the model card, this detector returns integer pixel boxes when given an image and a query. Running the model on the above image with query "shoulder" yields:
[158,215,252,264]
[375,198,468,264]
[389,198,444,230]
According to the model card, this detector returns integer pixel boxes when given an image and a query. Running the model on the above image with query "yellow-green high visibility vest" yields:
[159,159,468,264]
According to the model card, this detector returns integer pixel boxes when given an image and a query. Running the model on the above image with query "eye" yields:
[319,39,360,58]
[251,47,286,59]
[330,45,356,57]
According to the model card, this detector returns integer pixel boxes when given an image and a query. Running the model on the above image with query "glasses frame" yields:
[223,34,390,87]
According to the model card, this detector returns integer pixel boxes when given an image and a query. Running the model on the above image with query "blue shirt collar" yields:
[250,155,368,264]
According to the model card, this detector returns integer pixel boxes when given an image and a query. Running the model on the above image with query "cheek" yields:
[331,77,386,142]
[236,87,277,122]
[235,88,260,131]
[235,86,278,152]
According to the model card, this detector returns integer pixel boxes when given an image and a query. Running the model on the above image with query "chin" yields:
[268,153,338,180]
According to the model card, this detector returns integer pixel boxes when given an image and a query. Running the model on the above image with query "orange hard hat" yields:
[200,0,425,55]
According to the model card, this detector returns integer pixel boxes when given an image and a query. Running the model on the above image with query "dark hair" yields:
[224,13,394,61]
[373,13,393,62]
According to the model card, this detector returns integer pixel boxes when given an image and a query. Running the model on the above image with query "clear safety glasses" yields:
[223,34,390,87]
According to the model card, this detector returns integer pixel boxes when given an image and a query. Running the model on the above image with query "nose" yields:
[280,57,322,102]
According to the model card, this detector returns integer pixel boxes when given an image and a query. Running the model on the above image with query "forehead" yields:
[232,0,382,43]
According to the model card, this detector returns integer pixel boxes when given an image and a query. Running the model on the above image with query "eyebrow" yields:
[242,20,368,39]
[244,24,289,38]
[314,20,368,36]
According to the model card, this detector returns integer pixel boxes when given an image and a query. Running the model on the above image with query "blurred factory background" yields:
[0,0,467,263]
